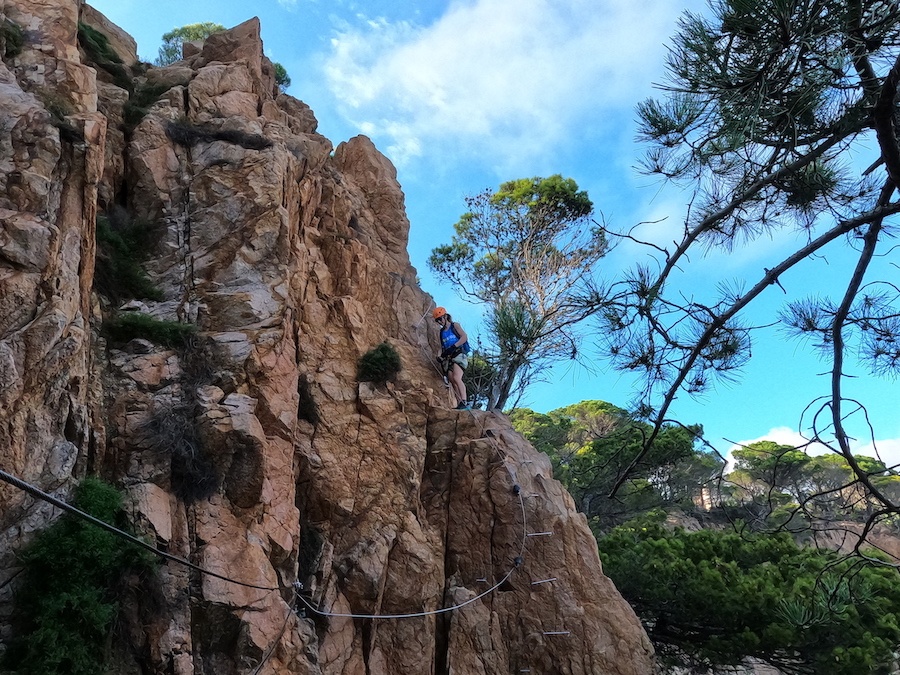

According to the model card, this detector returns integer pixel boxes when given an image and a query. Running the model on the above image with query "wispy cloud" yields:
[322,0,693,168]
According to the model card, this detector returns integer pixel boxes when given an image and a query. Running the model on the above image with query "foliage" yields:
[510,400,715,532]
[429,175,607,409]
[599,0,900,547]
[77,23,123,65]
[722,441,900,529]
[94,212,163,303]
[35,89,83,143]
[102,312,195,348]
[123,82,170,131]
[273,62,291,91]
[164,118,272,150]
[77,23,131,91]
[512,397,900,669]
[516,397,900,533]
[357,342,402,383]
[599,516,900,674]
[155,22,224,66]
[38,89,73,120]
[461,349,497,410]
[1,18,24,58]
[3,478,156,675]
[139,401,218,502]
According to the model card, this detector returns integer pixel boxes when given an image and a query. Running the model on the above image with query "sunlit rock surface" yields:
[0,3,655,673]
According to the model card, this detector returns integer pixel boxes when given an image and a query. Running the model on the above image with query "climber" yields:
[433,306,471,410]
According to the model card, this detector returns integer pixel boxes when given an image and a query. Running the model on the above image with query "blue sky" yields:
[87,0,900,464]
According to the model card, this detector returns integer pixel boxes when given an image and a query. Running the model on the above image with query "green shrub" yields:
[34,89,85,144]
[77,23,122,65]
[273,62,291,91]
[164,118,272,150]
[77,23,131,91]
[599,518,900,673]
[94,214,163,303]
[357,342,402,383]
[102,312,195,348]
[37,89,72,119]
[123,82,170,131]
[2,18,25,58]
[3,478,156,675]
[77,22,129,88]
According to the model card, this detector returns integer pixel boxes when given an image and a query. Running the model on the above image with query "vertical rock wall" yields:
[0,0,106,627]
[0,3,655,674]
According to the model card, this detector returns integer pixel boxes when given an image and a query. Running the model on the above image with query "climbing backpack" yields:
[450,322,472,354]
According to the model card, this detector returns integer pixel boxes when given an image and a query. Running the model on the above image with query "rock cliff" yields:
[0,3,655,673]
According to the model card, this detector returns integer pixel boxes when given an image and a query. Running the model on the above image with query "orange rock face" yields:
[0,4,654,674]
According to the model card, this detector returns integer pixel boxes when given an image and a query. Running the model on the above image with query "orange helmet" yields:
[432,306,447,319]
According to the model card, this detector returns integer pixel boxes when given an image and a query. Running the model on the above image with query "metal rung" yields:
[543,630,570,636]
[531,578,556,586]
[527,531,553,537]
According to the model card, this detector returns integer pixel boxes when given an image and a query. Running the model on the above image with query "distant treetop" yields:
[156,22,225,65]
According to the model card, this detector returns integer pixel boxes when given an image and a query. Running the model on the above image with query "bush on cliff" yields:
[3,478,156,675]
[139,400,219,503]
[1,18,24,58]
[77,22,131,91]
[94,213,164,303]
[358,342,402,383]
[102,312,196,348]
[123,82,171,131]
[164,118,273,150]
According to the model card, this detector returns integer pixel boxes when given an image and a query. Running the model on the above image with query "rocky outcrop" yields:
[0,3,654,674]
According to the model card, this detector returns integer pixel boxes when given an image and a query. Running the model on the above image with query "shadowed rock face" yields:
[0,3,655,674]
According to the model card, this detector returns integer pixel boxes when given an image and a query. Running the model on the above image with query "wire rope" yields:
[294,430,529,620]
[250,590,298,675]
[0,468,280,592]
[1,396,531,621]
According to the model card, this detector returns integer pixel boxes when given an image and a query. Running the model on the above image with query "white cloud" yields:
[322,0,694,168]
[853,438,900,471]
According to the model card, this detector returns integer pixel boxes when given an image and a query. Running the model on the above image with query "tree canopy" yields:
[273,62,291,91]
[599,516,900,674]
[511,398,900,671]
[2,478,155,675]
[429,175,607,410]
[510,400,715,532]
[155,23,291,91]
[155,22,225,66]
[599,0,900,549]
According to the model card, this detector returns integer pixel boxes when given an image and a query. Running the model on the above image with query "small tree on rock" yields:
[429,175,607,410]
[156,22,224,66]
